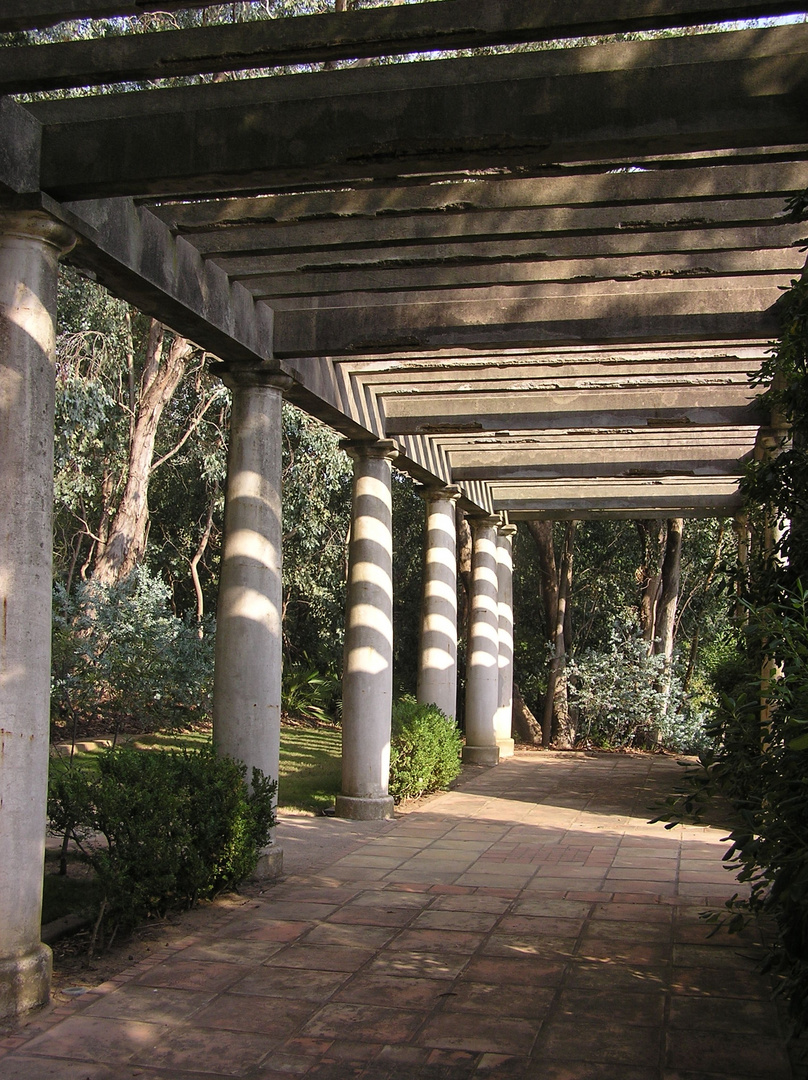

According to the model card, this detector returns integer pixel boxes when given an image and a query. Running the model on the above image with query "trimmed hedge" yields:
[388,696,462,801]
[48,744,276,947]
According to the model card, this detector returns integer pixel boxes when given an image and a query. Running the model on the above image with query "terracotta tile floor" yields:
[1,751,802,1079]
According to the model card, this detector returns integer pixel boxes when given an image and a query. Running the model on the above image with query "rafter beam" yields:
[213,224,806,281]
[27,25,808,200]
[175,196,796,260]
[272,278,781,357]
[151,161,808,230]
[244,249,803,302]
[3,0,806,78]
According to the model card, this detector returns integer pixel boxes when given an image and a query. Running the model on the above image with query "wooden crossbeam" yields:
[3,0,806,78]
[27,26,808,200]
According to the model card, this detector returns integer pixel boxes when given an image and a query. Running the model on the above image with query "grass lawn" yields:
[49,722,342,814]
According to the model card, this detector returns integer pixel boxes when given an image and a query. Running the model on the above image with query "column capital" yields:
[341,438,399,464]
[0,210,76,257]
[498,523,518,538]
[468,513,502,533]
[211,361,293,393]
[418,484,461,505]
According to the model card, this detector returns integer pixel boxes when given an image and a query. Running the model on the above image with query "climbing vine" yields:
[681,189,808,1031]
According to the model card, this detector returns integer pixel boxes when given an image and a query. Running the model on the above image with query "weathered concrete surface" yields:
[337,441,399,821]
[5,0,804,90]
[0,212,74,1019]
[212,373,288,872]
[28,26,808,199]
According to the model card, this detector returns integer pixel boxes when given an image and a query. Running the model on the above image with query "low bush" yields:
[48,744,275,949]
[388,696,462,801]
[282,662,340,724]
[569,623,712,753]
[51,567,214,736]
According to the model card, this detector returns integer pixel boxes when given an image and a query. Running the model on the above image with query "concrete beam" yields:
[4,0,804,34]
[53,198,276,369]
[5,0,807,84]
[217,224,805,282]
[28,25,808,199]
[152,161,808,230]
[383,392,762,436]
[242,249,805,302]
[271,279,781,357]
[494,478,743,518]
[0,100,42,201]
[444,428,757,480]
[177,196,797,260]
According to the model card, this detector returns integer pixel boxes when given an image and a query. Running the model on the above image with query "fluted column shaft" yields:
[462,515,502,766]
[495,524,517,758]
[417,485,461,721]
[0,212,75,1018]
[337,440,398,819]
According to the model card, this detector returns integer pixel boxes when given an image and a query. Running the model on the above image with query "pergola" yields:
[1,0,806,1018]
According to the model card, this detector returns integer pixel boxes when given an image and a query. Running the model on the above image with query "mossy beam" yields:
[2,0,805,68]
[28,26,808,201]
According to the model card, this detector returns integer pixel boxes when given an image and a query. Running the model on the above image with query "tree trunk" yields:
[654,518,684,663]
[636,519,666,645]
[542,521,577,747]
[526,519,558,640]
[456,509,473,648]
[93,323,193,586]
[512,681,542,745]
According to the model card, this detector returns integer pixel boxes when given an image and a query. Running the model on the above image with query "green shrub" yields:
[51,567,214,735]
[388,696,462,801]
[48,744,275,948]
[282,662,339,724]
[569,623,712,753]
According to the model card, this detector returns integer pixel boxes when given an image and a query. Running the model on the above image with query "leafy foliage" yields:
[51,567,215,735]
[388,696,462,801]
[667,218,808,1031]
[48,744,276,947]
[282,662,340,724]
[569,623,710,753]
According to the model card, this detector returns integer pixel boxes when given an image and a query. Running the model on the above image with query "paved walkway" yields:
[0,751,797,1079]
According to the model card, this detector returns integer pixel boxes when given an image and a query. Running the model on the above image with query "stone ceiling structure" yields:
[3,0,808,521]
[3,0,808,1021]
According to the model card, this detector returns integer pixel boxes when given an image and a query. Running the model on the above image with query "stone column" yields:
[417,485,461,721]
[0,211,75,1019]
[495,523,518,758]
[337,440,398,820]
[462,515,502,766]
[212,370,290,879]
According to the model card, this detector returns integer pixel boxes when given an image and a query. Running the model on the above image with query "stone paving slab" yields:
[1,750,802,1079]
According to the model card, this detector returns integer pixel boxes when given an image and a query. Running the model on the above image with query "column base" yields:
[497,738,515,759]
[335,795,395,820]
[0,943,52,1020]
[462,745,501,766]
[252,846,283,882]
